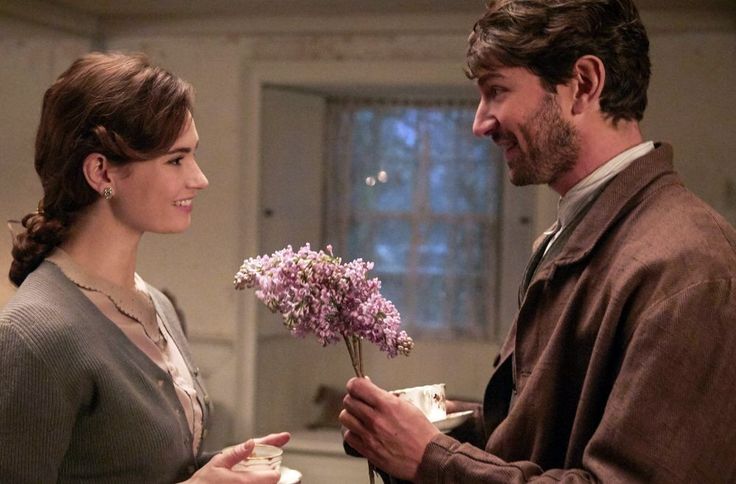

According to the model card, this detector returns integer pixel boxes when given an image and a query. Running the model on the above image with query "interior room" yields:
[1,0,734,481]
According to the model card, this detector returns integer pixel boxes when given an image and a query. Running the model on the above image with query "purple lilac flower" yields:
[234,244,414,360]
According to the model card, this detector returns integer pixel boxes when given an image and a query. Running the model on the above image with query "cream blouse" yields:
[46,249,204,454]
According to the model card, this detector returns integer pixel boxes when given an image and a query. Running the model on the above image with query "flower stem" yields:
[343,334,363,378]
[343,335,373,483]
[356,336,363,376]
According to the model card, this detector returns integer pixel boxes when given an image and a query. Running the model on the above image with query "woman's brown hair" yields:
[9,52,194,286]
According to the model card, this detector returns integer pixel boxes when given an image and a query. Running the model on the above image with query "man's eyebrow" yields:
[477,71,505,84]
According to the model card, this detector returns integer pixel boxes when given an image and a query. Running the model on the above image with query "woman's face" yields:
[108,116,208,235]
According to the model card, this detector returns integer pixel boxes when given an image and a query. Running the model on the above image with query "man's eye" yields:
[488,86,505,98]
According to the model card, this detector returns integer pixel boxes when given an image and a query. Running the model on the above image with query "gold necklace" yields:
[47,251,168,350]
[88,285,168,351]
[120,291,168,350]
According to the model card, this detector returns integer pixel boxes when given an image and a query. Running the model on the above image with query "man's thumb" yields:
[213,439,255,469]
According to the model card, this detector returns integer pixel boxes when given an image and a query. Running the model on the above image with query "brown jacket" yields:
[418,143,736,483]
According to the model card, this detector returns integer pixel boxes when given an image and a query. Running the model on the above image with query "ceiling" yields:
[42,0,736,18]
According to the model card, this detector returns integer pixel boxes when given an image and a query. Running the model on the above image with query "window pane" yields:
[349,218,411,273]
[350,108,417,212]
[325,99,502,340]
[453,276,488,335]
[415,275,447,329]
[427,110,499,215]
[374,273,407,324]
[453,220,494,276]
[415,222,447,274]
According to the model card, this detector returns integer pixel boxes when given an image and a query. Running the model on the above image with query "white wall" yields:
[1,6,735,455]
[645,29,736,222]
[0,18,91,308]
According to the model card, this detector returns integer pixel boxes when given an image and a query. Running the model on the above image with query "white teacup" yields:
[391,383,447,422]
[233,444,283,472]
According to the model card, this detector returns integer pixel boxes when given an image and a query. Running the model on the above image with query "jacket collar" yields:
[535,142,679,277]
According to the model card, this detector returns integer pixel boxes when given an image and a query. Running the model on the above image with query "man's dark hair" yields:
[466,0,651,123]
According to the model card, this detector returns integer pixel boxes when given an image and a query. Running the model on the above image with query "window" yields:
[324,99,504,340]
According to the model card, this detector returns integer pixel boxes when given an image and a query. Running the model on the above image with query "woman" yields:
[0,52,288,483]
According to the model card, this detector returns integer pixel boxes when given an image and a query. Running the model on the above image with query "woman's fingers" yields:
[253,432,291,448]
[212,440,255,469]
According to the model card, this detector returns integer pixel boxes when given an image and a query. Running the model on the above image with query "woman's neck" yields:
[59,206,142,290]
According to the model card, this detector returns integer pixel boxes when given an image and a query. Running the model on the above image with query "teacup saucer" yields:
[279,466,302,484]
[434,410,474,433]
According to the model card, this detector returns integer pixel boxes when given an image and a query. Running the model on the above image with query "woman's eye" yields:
[168,157,183,166]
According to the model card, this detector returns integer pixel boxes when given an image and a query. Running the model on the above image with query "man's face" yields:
[472,66,579,188]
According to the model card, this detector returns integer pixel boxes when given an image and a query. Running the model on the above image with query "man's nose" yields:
[472,102,499,137]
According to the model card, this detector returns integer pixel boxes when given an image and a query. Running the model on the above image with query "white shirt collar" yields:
[548,140,655,236]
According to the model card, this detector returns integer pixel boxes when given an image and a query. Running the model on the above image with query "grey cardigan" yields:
[0,261,211,483]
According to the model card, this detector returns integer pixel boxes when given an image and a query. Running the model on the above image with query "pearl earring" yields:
[102,186,113,200]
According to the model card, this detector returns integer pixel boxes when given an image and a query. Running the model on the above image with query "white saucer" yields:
[279,466,302,484]
[434,410,474,433]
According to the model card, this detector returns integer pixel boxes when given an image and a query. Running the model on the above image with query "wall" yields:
[1,5,735,456]
[645,28,736,222]
[0,17,91,308]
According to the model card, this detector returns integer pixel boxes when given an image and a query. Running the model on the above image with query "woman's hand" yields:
[254,432,291,448]
[184,432,291,483]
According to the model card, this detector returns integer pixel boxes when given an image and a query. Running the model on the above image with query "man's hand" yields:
[339,377,441,480]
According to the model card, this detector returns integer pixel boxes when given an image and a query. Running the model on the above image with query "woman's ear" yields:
[571,55,605,115]
[82,153,112,195]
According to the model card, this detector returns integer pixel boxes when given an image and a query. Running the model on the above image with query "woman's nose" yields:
[190,161,209,190]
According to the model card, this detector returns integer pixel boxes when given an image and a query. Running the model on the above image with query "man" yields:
[340,0,736,482]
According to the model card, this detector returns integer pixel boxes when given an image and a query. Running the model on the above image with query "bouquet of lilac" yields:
[233,243,414,378]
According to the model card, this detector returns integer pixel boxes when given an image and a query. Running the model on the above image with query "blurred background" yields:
[1,1,734,481]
